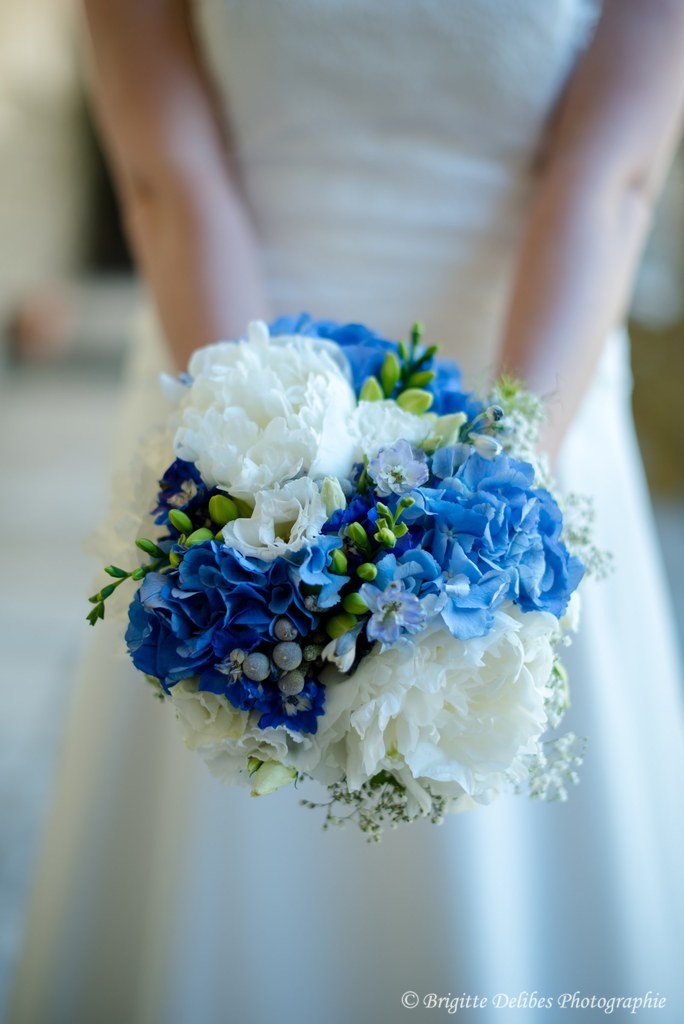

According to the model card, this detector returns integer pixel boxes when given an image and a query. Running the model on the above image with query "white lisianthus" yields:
[174,321,358,498]
[316,603,558,808]
[169,679,323,788]
[350,399,434,461]
[220,477,328,560]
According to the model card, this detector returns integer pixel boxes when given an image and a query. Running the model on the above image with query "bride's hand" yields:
[83,0,270,369]
[498,0,684,463]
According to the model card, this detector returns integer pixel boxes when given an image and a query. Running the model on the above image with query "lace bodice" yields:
[191,0,598,380]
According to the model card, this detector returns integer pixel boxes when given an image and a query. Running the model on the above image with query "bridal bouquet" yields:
[89,314,596,839]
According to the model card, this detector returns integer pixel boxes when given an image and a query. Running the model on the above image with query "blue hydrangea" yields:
[125,537,346,733]
[410,449,584,630]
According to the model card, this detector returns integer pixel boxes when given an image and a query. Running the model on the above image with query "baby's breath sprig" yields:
[513,733,586,803]
[301,770,446,842]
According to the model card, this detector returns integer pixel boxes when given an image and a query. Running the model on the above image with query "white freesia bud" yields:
[470,432,503,459]
[250,760,297,796]
[425,411,467,449]
[174,321,358,498]
[320,476,347,516]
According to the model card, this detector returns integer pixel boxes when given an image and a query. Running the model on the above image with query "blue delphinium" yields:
[359,580,427,646]
[154,458,209,526]
[367,440,429,496]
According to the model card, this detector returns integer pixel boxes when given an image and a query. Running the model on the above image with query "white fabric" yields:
[11,2,684,1022]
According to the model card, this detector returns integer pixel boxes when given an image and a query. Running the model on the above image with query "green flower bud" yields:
[97,583,117,601]
[359,375,384,402]
[169,550,182,567]
[104,565,128,579]
[208,494,238,526]
[135,537,164,557]
[396,388,434,415]
[407,369,436,388]
[329,548,348,575]
[233,497,254,519]
[393,522,408,538]
[168,509,193,534]
[376,501,391,519]
[345,522,370,552]
[130,567,145,581]
[342,592,369,615]
[87,604,105,626]
[380,352,401,396]
[185,527,214,547]
[410,322,424,347]
[247,756,263,774]
[375,527,397,547]
[396,495,416,511]
[356,562,378,581]
[325,612,358,638]
[398,339,409,361]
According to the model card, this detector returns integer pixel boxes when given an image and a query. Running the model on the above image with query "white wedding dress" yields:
[12,2,684,1022]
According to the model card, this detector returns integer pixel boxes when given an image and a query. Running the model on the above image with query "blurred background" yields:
[0,1,682,1018]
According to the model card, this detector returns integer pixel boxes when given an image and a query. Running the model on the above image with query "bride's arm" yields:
[500,0,684,459]
[83,0,269,368]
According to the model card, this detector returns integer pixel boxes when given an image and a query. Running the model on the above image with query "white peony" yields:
[220,477,328,560]
[316,603,558,809]
[174,321,358,498]
[350,399,434,461]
